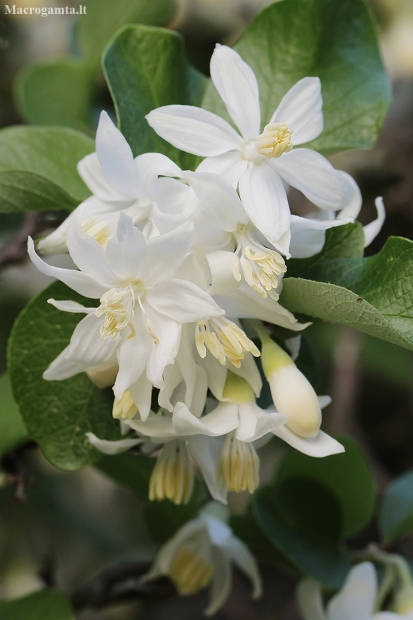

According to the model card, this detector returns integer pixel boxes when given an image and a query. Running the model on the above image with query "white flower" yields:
[298,562,404,620]
[146,44,361,256]
[28,210,223,419]
[144,502,262,616]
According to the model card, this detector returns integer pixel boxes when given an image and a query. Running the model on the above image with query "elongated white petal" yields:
[239,164,291,256]
[128,372,153,421]
[318,395,331,409]
[289,213,353,259]
[210,44,260,140]
[134,152,183,201]
[271,149,357,211]
[147,280,223,323]
[363,197,386,248]
[126,413,176,438]
[336,171,363,220]
[146,105,242,156]
[270,77,323,145]
[86,432,142,455]
[185,171,245,232]
[96,111,135,196]
[197,151,249,187]
[105,213,147,279]
[206,548,232,616]
[226,536,262,598]
[272,426,344,457]
[113,325,148,399]
[43,314,117,380]
[327,562,377,620]
[297,579,328,620]
[207,251,240,297]
[28,237,107,299]
[145,310,182,389]
[142,221,194,284]
[78,153,123,203]
[187,435,228,503]
[237,407,287,442]
[173,402,239,437]
[47,299,96,314]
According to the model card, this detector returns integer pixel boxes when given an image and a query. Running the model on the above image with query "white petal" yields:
[373,614,405,620]
[113,325,149,399]
[172,402,239,437]
[270,77,323,145]
[43,314,117,380]
[206,548,232,616]
[146,105,242,156]
[185,171,244,232]
[147,279,223,323]
[336,171,363,220]
[237,407,286,442]
[134,152,183,202]
[96,111,135,196]
[271,149,357,211]
[297,579,328,620]
[327,562,377,620]
[239,164,291,256]
[86,432,142,455]
[289,213,354,259]
[363,197,386,248]
[226,536,262,598]
[142,221,194,284]
[207,251,240,297]
[229,352,262,398]
[318,395,331,409]
[126,413,176,438]
[145,310,182,389]
[187,435,228,504]
[77,153,124,203]
[47,299,96,314]
[28,237,107,299]
[198,152,249,187]
[105,213,147,279]
[272,426,345,457]
[128,373,153,421]
[210,44,260,140]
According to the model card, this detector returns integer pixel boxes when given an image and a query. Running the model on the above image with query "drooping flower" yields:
[143,502,262,615]
[146,44,361,256]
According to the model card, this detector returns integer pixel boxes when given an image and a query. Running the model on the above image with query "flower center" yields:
[195,317,260,368]
[255,122,293,158]
[218,432,260,493]
[169,545,213,595]
[81,217,110,248]
[231,224,286,299]
[112,389,138,420]
[96,280,145,339]
[149,440,194,505]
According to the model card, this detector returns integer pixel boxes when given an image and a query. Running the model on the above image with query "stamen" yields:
[112,389,138,420]
[255,122,293,158]
[169,545,213,595]
[96,286,136,339]
[218,432,260,493]
[195,318,260,368]
[149,440,194,505]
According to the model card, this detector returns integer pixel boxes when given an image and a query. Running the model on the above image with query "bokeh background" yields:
[0,0,413,618]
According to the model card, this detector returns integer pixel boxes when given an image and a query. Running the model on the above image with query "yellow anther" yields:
[112,389,138,420]
[255,122,293,158]
[149,441,194,505]
[169,546,213,595]
[96,280,145,339]
[218,432,260,493]
[195,318,260,369]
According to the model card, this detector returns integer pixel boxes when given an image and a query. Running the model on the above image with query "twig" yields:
[70,560,175,611]
[0,212,39,270]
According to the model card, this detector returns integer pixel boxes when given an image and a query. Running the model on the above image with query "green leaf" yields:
[253,478,351,588]
[281,236,413,351]
[15,60,95,132]
[379,470,413,544]
[79,0,177,66]
[8,282,120,471]
[0,373,28,457]
[202,0,390,154]
[0,126,93,213]
[277,437,376,538]
[0,589,74,620]
[103,25,206,165]
[95,452,154,501]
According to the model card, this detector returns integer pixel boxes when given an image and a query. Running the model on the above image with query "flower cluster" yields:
[28,44,386,613]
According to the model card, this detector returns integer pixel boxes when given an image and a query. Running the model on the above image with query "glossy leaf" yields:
[0,126,93,213]
[203,0,390,154]
[103,25,207,165]
[0,373,28,457]
[379,470,413,544]
[0,590,74,620]
[8,282,120,471]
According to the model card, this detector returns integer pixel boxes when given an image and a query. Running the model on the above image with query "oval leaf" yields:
[379,470,413,544]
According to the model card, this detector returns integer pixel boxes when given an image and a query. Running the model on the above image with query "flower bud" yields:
[260,336,321,438]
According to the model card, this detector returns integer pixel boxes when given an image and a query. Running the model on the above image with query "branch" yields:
[0,212,39,270]
[70,560,175,611]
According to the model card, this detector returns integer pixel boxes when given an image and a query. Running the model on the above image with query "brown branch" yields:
[70,560,175,611]
[0,212,39,270]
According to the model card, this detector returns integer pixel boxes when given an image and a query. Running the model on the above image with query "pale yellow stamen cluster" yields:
[169,545,213,595]
[96,280,145,340]
[149,440,194,505]
[232,246,286,300]
[82,217,110,248]
[218,432,260,493]
[112,389,138,420]
[195,317,260,368]
[255,122,293,158]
